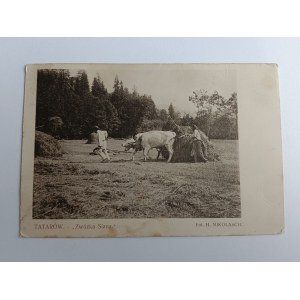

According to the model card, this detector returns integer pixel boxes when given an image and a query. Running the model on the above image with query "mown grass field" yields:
[33,139,241,219]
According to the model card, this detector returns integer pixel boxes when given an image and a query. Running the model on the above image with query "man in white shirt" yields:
[93,126,110,162]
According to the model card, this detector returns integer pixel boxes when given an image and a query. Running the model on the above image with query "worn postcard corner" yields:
[20,63,284,238]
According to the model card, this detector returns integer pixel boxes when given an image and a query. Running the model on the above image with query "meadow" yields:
[33,139,240,219]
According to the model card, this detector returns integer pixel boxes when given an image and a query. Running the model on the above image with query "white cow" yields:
[122,131,176,162]
[122,134,165,160]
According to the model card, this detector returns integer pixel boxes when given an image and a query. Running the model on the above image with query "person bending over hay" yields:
[191,124,208,162]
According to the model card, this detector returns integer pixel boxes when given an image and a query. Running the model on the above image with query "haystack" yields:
[86,132,98,144]
[170,131,220,163]
[35,131,62,157]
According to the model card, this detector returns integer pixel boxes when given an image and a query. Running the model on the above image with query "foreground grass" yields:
[33,139,240,219]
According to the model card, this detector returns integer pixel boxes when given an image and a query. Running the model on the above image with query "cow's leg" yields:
[156,148,161,160]
[132,149,138,161]
[165,144,174,162]
[143,146,151,161]
[167,149,174,162]
[165,139,175,163]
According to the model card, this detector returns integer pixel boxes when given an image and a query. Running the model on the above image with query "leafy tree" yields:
[189,89,238,139]
[227,92,238,138]
[181,114,193,126]
[189,90,224,137]
[158,109,168,121]
[138,119,164,132]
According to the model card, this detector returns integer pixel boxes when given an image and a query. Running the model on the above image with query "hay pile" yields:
[170,131,220,163]
[86,132,98,144]
[35,131,62,157]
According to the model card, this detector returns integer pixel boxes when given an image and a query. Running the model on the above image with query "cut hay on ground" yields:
[35,131,62,157]
[86,132,98,144]
[33,139,240,219]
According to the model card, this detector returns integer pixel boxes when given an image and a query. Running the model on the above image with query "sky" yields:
[69,65,236,116]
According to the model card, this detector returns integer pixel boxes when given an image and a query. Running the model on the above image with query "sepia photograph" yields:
[32,66,240,220]
[20,63,284,237]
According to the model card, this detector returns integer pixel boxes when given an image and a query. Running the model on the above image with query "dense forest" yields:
[36,69,238,139]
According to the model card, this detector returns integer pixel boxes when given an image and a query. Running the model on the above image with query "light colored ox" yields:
[122,131,176,162]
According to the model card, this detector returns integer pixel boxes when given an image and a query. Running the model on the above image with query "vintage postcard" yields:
[20,63,284,237]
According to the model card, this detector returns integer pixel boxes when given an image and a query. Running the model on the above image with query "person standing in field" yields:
[94,126,110,162]
[191,124,208,163]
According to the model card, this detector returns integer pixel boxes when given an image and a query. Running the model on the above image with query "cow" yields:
[122,136,166,160]
[122,131,176,162]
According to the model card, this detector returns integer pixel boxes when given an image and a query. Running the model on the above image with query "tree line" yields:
[36,69,238,140]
